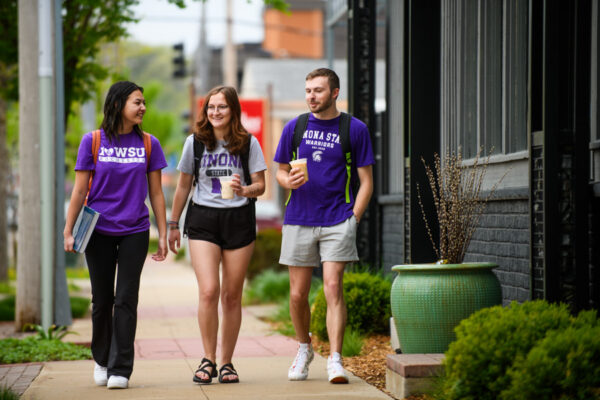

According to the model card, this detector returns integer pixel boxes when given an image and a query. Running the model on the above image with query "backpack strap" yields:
[85,129,102,205]
[240,134,256,202]
[338,112,353,203]
[192,136,204,187]
[292,113,310,161]
[143,132,152,170]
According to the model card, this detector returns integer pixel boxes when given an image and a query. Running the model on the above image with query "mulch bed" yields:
[311,334,431,400]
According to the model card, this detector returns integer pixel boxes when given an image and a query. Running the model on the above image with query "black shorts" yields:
[183,201,256,249]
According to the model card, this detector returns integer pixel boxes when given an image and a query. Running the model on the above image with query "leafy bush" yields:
[247,228,285,280]
[69,296,91,318]
[0,281,15,295]
[0,336,91,364]
[148,237,158,254]
[244,270,290,305]
[501,324,600,400]
[0,295,15,321]
[310,272,391,341]
[0,295,91,321]
[440,300,597,400]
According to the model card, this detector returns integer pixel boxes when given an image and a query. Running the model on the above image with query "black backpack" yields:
[289,112,355,204]
[191,133,256,202]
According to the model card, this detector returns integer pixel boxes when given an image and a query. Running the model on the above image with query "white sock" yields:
[299,342,311,350]
[330,352,342,361]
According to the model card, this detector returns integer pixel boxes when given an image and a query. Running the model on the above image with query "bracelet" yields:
[168,220,179,230]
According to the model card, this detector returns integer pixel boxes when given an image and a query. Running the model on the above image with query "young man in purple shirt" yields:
[274,68,374,383]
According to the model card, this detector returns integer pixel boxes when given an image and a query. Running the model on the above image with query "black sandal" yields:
[193,358,217,384]
[218,363,239,383]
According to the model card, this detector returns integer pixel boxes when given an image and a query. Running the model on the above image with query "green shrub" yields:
[69,296,91,318]
[174,246,186,261]
[0,336,91,364]
[342,328,364,357]
[65,267,89,279]
[247,228,285,280]
[0,281,15,295]
[0,386,20,400]
[440,300,588,400]
[501,323,600,400]
[0,295,15,321]
[244,270,290,305]
[0,295,91,321]
[310,272,391,341]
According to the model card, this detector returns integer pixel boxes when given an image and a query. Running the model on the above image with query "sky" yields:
[126,0,265,55]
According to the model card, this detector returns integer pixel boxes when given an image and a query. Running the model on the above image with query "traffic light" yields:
[172,43,185,78]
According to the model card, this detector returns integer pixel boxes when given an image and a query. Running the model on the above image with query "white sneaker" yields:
[288,343,314,381]
[107,375,128,389]
[327,354,349,384]
[93,363,107,386]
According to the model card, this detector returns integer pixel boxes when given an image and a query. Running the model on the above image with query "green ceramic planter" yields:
[391,262,502,354]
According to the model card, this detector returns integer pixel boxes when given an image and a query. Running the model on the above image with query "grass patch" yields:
[65,267,89,279]
[0,386,20,400]
[243,270,290,305]
[174,246,186,261]
[0,336,91,364]
[342,328,364,357]
[148,237,158,254]
[69,296,91,318]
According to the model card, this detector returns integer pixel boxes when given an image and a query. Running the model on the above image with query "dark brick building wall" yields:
[464,189,530,305]
[379,195,404,273]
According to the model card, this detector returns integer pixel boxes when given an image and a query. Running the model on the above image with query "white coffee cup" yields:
[219,176,234,199]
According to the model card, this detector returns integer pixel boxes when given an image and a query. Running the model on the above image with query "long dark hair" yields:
[195,86,249,155]
[100,81,144,143]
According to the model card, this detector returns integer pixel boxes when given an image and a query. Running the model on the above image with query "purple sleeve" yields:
[273,117,298,164]
[351,118,375,167]
[148,135,168,172]
[74,132,94,171]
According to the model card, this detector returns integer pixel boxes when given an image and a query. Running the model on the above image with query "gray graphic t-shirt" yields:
[177,134,267,208]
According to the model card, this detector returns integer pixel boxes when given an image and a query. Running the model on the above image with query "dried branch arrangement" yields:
[416,148,505,264]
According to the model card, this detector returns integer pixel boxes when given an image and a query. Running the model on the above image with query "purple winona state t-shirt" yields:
[274,113,374,227]
[75,129,167,236]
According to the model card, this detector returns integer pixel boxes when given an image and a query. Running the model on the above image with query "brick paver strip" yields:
[0,364,42,396]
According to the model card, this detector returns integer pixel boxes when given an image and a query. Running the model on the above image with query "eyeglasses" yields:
[207,104,229,112]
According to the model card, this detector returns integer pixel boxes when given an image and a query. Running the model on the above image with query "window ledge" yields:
[462,150,529,167]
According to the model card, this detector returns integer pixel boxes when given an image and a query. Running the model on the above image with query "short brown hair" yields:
[305,68,340,91]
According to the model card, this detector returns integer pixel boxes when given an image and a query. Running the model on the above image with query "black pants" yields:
[85,230,149,379]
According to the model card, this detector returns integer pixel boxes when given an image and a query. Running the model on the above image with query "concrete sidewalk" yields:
[20,257,392,399]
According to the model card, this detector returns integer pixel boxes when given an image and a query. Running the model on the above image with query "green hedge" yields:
[440,300,600,400]
[310,272,391,341]
[247,228,285,280]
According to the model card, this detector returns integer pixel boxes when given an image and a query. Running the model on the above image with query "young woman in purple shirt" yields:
[64,81,168,390]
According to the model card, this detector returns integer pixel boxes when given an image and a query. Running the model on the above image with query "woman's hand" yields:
[168,228,181,254]
[231,173,244,196]
[152,236,168,261]
[63,234,75,253]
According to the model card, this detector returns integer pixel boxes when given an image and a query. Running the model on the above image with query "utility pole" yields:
[223,0,237,88]
[17,0,42,330]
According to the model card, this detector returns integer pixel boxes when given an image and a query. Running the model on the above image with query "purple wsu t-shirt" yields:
[75,129,168,236]
[274,113,375,226]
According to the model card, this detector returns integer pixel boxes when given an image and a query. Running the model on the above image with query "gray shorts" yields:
[279,215,358,267]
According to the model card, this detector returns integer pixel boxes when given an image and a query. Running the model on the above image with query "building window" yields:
[441,0,528,159]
